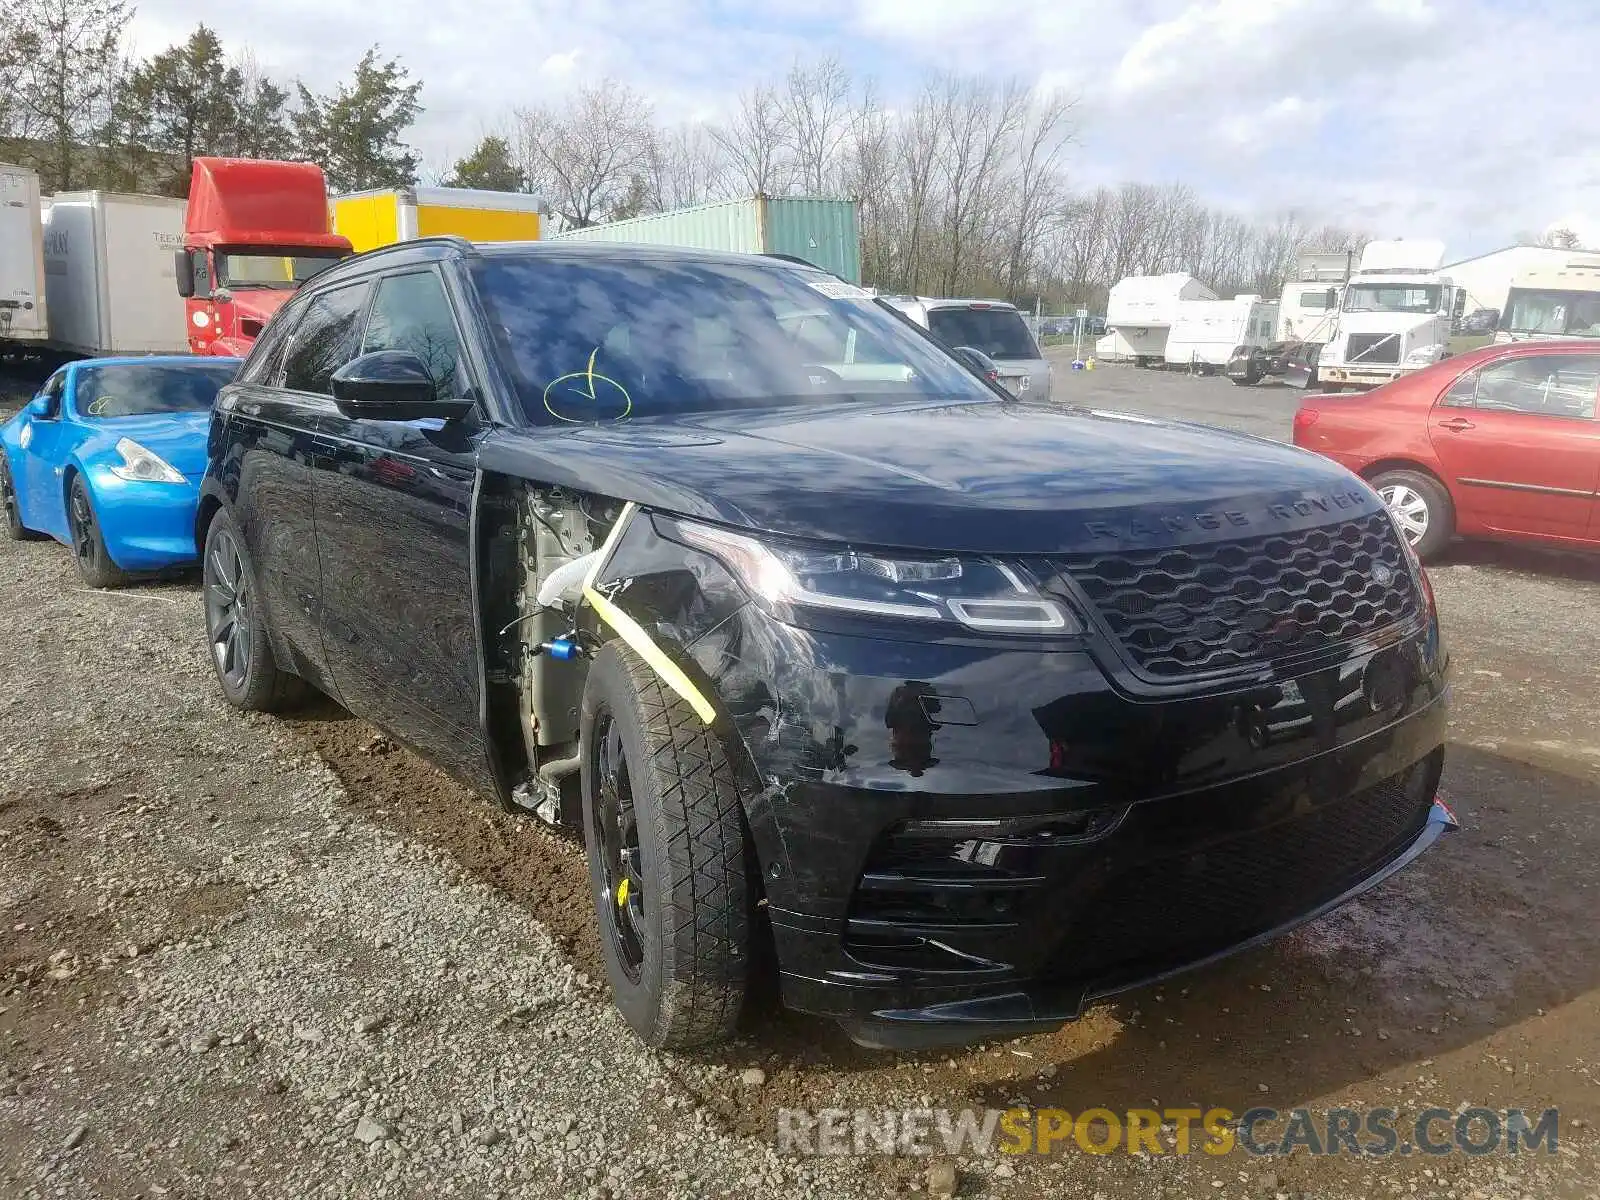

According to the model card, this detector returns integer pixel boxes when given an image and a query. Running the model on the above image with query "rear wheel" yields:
[68,476,131,588]
[1371,469,1454,562]
[580,642,750,1048]
[1,455,43,541]
[202,509,307,711]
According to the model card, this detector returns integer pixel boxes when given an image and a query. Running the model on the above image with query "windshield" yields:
[74,362,238,419]
[1499,288,1600,336]
[1342,283,1443,314]
[473,255,991,424]
[926,306,1041,360]
[218,249,345,290]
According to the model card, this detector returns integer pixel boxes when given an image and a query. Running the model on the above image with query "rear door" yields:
[1429,351,1600,544]
[308,267,491,791]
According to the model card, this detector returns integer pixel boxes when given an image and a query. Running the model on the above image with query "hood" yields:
[90,411,211,478]
[480,399,1383,555]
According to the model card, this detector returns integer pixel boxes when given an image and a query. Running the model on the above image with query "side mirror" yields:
[26,394,55,420]
[175,249,195,299]
[330,351,475,422]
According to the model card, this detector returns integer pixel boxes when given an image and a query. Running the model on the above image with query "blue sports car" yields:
[1,356,241,587]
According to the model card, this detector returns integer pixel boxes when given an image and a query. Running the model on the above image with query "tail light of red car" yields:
[1292,405,1319,443]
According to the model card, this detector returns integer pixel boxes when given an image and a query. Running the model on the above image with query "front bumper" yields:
[1320,365,1408,388]
[85,467,202,570]
[685,602,1449,1047]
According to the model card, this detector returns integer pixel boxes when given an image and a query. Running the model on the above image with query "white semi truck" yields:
[0,163,49,353]
[1315,240,1457,391]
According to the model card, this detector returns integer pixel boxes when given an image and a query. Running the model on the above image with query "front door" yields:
[309,267,492,792]
[1429,352,1600,544]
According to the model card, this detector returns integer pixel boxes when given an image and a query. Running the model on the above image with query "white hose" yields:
[536,551,600,611]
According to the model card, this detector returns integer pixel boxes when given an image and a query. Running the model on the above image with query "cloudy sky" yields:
[126,0,1598,257]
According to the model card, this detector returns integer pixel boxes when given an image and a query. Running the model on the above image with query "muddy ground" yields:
[2,363,1597,1198]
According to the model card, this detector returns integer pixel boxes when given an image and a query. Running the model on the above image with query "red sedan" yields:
[1293,340,1600,559]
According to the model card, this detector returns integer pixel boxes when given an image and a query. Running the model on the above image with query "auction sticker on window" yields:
[806,276,875,301]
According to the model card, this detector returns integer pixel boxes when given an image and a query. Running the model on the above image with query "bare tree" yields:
[710,84,789,196]
[776,57,851,194]
[998,88,1076,298]
[647,122,728,211]
[513,80,655,228]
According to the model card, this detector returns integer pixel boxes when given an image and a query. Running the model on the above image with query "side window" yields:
[361,271,467,403]
[1468,355,1600,419]
[1441,370,1478,408]
[283,283,371,396]
[190,250,213,300]
[237,305,296,386]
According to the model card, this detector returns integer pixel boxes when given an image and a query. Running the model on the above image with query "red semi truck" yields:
[175,157,352,356]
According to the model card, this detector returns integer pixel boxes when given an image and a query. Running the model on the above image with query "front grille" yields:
[1060,513,1419,678]
[1048,765,1435,984]
[1345,333,1401,364]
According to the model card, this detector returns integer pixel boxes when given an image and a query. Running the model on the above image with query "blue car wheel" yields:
[68,475,132,589]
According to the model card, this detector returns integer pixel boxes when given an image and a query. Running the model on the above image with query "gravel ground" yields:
[3,364,1599,1198]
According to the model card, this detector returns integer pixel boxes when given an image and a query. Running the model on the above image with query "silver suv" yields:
[884,296,1053,401]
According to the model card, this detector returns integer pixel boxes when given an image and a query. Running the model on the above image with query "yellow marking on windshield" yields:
[542,346,633,424]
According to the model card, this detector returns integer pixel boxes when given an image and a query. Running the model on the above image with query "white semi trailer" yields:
[0,163,49,353]
[41,190,189,357]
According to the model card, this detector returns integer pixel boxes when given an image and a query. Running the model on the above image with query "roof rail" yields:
[350,234,479,262]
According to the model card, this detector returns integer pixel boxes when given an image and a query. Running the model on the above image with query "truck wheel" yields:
[1370,469,1454,562]
[67,476,132,588]
[1,455,43,541]
[580,642,750,1049]
[201,508,308,711]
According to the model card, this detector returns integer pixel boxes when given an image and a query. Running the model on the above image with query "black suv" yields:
[197,238,1452,1050]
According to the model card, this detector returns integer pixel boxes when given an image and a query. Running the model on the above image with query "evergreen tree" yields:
[293,48,422,191]
[445,135,523,191]
[115,26,241,195]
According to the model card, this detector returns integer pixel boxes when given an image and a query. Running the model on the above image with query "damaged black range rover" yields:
[197,239,1452,1050]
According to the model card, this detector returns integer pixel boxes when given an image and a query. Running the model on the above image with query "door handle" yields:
[1437,417,1476,432]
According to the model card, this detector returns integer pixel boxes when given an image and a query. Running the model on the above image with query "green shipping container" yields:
[548,196,862,284]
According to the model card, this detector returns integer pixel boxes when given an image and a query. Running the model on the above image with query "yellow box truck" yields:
[331,186,545,253]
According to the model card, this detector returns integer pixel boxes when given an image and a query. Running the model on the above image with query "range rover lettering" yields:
[197,239,1452,1049]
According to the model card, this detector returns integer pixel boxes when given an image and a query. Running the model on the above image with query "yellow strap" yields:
[584,585,718,725]
[581,502,717,725]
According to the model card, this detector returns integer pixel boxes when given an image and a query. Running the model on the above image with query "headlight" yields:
[1404,344,1444,366]
[109,437,185,483]
[673,519,1081,635]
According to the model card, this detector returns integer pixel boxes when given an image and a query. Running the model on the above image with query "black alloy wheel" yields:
[68,476,130,587]
[591,707,647,981]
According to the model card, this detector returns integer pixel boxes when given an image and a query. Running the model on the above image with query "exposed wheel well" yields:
[194,495,223,557]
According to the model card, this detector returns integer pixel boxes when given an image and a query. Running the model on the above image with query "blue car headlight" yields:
[109,437,185,484]
[674,518,1080,635]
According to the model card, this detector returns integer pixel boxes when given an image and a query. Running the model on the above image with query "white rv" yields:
[1317,240,1457,391]
[1096,273,1217,365]
[1164,295,1280,369]
[1493,263,1600,343]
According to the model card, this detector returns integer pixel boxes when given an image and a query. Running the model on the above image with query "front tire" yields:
[1,454,43,541]
[67,475,131,588]
[202,509,307,711]
[580,642,750,1048]
[1371,469,1454,561]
